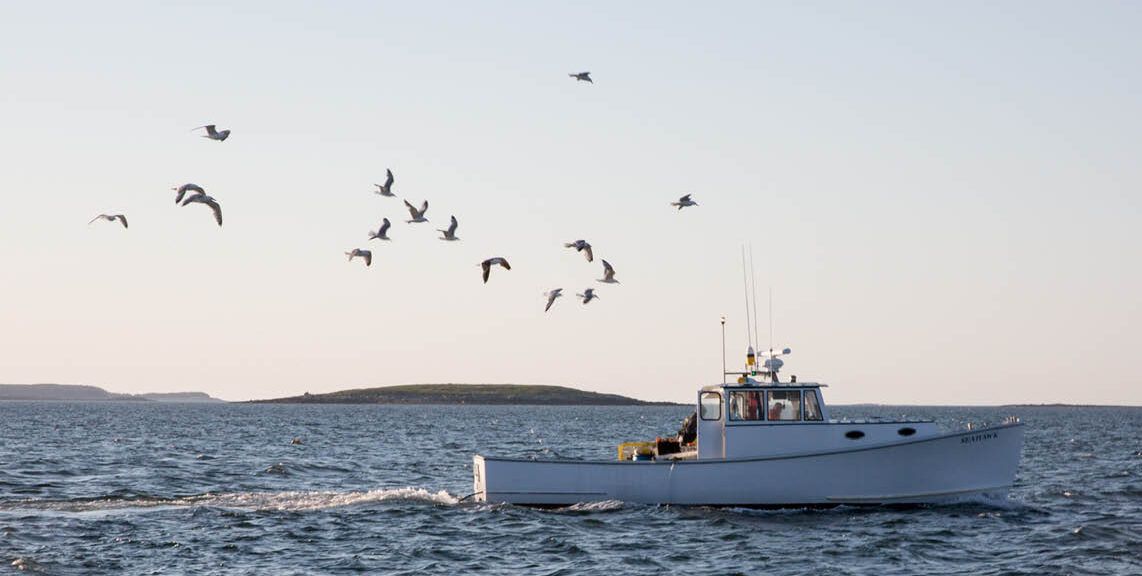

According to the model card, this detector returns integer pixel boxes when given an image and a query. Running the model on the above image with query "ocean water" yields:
[1,402,1138,575]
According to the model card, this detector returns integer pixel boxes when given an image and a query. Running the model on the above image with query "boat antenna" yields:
[769,286,774,354]
[720,315,727,384]
[741,246,753,355]
[749,243,760,355]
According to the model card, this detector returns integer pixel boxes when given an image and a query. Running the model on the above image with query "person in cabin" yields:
[746,392,760,420]
[768,401,785,420]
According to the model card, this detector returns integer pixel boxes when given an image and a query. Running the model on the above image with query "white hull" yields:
[474,422,1024,507]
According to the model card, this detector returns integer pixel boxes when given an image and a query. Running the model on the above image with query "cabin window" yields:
[728,390,764,421]
[766,390,801,421]
[700,392,722,421]
[803,390,823,421]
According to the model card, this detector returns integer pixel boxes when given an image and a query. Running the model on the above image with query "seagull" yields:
[576,288,599,304]
[598,259,620,284]
[544,288,564,312]
[172,183,205,204]
[438,215,459,241]
[369,217,392,241]
[88,214,128,229]
[193,124,231,141]
[564,239,593,262]
[181,194,223,227]
[671,193,698,210]
[569,72,593,83]
[480,257,511,283]
[404,199,429,223]
[374,169,395,197]
[345,248,372,266]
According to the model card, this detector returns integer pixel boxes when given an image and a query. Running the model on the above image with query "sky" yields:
[0,1,1139,405]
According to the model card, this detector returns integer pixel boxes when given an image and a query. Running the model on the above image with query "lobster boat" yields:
[472,348,1023,507]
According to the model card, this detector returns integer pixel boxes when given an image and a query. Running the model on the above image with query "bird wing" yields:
[88,215,103,224]
[206,199,223,226]
[448,215,458,234]
[181,193,206,206]
[499,259,511,270]
[420,200,429,215]
[115,215,128,228]
[680,193,692,202]
[404,200,417,217]
[363,251,372,266]
[379,218,391,235]
[385,169,394,187]
[481,261,491,283]
[545,290,561,311]
[584,246,593,262]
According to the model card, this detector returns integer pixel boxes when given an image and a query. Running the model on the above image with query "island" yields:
[0,384,224,403]
[252,384,679,406]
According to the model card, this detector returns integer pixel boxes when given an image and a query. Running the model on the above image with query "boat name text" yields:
[961,432,998,444]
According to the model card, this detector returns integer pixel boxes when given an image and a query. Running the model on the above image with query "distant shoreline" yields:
[0,384,224,403]
[250,384,682,406]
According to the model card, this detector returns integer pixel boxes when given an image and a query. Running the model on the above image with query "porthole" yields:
[898,427,916,436]
[845,430,865,440]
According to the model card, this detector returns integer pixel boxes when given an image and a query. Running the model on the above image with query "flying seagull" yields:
[598,259,620,284]
[193,124,231,141]
[569,72,592,83]
[345,248,372,266]
[564,239,593,262]
[438,215,459,241]
[374,169,395,197]
[181,194,223,227]
[172,183,205,204]
[404,199,429,223]
[671,193,698,210]
[88,214,128,229]
[576,288,599,304]
[544,288,564,312]
[369,217,392,241]
[480,257,511,283]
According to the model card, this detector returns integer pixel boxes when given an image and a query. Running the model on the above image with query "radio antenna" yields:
[749,243,760,354]
[741,246,753,352]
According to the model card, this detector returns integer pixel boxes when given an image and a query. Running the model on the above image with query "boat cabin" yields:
[618,348,941,462]
[644,348,940,461]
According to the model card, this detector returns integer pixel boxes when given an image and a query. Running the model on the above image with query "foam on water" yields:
[1,487,459,513]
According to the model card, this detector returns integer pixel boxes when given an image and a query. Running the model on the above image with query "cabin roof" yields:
[702,382,828,392]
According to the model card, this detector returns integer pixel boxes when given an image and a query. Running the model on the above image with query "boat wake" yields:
[0,487,459,513]
[930,493,1031,512]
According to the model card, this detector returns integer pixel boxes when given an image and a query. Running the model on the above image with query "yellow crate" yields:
[618,441,655,461]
